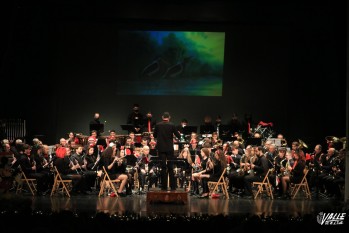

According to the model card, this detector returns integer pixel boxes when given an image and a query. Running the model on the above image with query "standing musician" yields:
[143,111,156,133]
[127,104,144,134]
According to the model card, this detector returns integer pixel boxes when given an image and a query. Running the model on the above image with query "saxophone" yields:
[283,159,291,176]
[247,155,256,176]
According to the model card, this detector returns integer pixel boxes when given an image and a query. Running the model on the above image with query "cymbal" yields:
[339,137,347,142]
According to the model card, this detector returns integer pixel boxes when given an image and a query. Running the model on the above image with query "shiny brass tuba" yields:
[298,139,308,149]
[325,136,340,143]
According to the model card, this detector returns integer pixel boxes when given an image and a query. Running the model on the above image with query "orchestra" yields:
[0,114,346,202]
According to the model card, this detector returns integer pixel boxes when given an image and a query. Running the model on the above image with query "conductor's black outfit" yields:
[153,113,181,191]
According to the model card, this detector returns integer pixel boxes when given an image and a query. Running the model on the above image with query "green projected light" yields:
[116,30,225,96]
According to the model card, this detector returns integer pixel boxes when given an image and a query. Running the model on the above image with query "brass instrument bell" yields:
[325,136,340,143]
[298,139,308,149]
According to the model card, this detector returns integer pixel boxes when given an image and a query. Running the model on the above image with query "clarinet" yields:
[68,156,79,174]
[91,155,101,171]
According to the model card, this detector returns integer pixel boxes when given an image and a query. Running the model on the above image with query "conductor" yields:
[153,112,181,191]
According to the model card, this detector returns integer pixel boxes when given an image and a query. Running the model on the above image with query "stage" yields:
[0,190,348,232]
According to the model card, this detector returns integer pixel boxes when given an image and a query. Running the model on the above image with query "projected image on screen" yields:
[115,31,225,96]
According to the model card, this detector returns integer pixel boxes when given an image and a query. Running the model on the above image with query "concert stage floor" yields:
[1,191,348,232]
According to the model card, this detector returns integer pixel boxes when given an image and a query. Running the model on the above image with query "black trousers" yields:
[158,151,176,190]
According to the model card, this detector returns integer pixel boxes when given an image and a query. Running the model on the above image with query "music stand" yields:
[121,124,134,132]
[245,137,262,147]
[89,123,104,136]
[200,124,215,134]
[183,126,198,135]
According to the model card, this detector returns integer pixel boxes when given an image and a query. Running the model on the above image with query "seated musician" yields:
[84,146,102,188]
[323,148,345,200]
[53,147,89,195]
[106,129,117,145]
[191,148,210,196]
[228,145,252,194]
[100,143,130,196]
[71,146,97,192]
[123,144,138,192]
[273,147,287,196]
[135,146,158,192]
[177,147,195,190]
[243,146,269,198]
[279,149,305,199]
[0,156,14,193]
[66,132,80,148]
[197,148,227,198]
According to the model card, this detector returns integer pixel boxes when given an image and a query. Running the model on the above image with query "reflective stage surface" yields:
[1,192,348,232]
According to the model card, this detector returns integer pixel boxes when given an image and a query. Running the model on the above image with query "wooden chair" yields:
[98,166,121,197]
[50,166,72,197]
[16,165,37,196]
[252,169,274,199]
[290,168,311,199]
[208,167,229,199]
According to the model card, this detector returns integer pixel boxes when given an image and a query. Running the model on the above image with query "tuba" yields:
[298,139,308,149]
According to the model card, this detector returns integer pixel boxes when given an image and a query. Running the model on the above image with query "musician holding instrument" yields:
[53,147,89,195]
[243,146,269,198]
[177,147,195,190]
[279,149,306,199]
[100,143,130,196]
[273,147,286,197]
[191,148,210,196]
[71,146,97,192]
[308,144,324,195]
[228,145,250,195]
[317,147,337,195]
[199,148,227,198]
[322,148,345,200]
[135,146,158,192]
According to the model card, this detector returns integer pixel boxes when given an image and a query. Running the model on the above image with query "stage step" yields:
[146,190,188,205]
